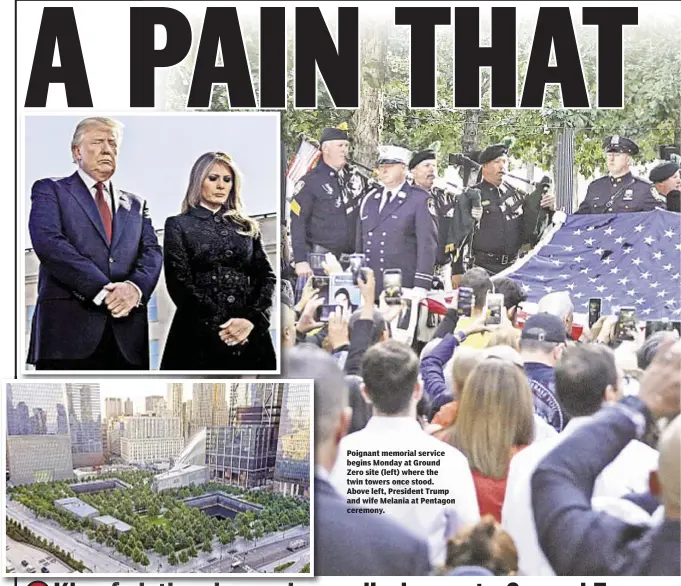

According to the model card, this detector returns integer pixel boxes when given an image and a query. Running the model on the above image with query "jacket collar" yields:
[188,204,224,219]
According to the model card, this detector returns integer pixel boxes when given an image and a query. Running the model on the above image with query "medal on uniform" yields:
[427,198,437,216]
[293,180,305,196]
[322,183,334,195]
[623,189,633,201]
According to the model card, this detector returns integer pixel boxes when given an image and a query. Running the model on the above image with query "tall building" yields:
[6,383,74,484]
[274,383,311,497]
[168,383,183,418]
[206,383,283,489]
[104,397,122,420]
[120,416,184,465]
[107,419,124,457]
[191,384,213,431]
[124,398,134,416]
[145,395,166,416]
[65,383,104,468]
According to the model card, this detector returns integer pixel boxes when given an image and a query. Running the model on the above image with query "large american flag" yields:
[501,210,681,320]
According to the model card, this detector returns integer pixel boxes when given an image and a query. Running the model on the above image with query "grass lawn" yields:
[140,515,171,527]
[274,561,295,573]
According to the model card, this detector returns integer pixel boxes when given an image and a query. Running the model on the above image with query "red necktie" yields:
[95,181,113,242]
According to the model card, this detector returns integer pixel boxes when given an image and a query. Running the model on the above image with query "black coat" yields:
[160,205,276,371]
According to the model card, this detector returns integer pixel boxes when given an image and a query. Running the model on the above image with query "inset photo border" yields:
[18,112,282,377]
[1,378,313,578]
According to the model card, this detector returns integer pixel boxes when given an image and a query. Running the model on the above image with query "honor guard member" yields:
[649,161,681,212]
[357,145,438,294]
[576,135,667,214]
[290,125,362,279]
[409,150,457,275]
[471,144,555,275]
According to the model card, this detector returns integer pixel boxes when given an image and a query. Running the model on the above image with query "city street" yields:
[6,502,136,573]
[5,536,72,574]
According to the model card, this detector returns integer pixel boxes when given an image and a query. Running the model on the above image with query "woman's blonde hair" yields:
[181,152,259,237]
[486,326,521,352]
[446,357,534,478]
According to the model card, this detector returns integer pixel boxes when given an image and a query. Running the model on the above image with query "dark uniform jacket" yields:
[161,205,276,371]
[356,182,438,291]
[289,161,364,262]
[472,180,543,258]
[576,172,667,214]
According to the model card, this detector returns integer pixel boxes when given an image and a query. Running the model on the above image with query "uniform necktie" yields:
[95,181,113,242]
[379,190,393,213]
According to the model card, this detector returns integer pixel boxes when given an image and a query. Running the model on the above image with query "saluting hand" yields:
[540,193,556,210]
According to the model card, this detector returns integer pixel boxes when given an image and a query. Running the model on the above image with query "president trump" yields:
[27,117,163,370]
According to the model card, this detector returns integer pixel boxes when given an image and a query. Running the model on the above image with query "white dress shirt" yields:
[502,415,659,576]
[77,168,118,212]
[330,415,480,568]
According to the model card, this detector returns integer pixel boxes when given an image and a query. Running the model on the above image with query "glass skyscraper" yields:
[65,383,104,467]
[274,383,311,497]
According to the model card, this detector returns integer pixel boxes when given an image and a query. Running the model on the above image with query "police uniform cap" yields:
[378,145,411,165]
[479,144,509,165]
[649,161,680,183]
[319,126,349,145]
[409,150,437,170]
[603,135,639,156]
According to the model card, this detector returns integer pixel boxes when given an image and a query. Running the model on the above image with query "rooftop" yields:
[54,497,99,518]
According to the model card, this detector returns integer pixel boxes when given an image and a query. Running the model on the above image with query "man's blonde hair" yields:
[71,117,124,162]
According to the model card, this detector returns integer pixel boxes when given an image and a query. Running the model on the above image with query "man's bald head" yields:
[657,415,681,519]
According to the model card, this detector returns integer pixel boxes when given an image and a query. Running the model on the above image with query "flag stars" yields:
[664,229,675,238]
[573,292,584,299]
[563,245,574,252]
[622,247,633,255]
[663,264,673,271]
[618,277,629,286]
[673,273,681,280]
[573,229,583,236]
[544,286,553,292]
[537,275,546,281]
[566,283,576,290]
[594,248,604,255]
[668,299,677,306]
[587,226,596,232]
[627,289,636,296]
[649,281,659,288]
[676,244,681,252]
[602,258,614,265]
[521,284,531,293]
[642,308,653,315]
[635,298,645,305]
[610,267,620,274]
[641,272,651,279]
[552,260,562,267]
[603,227,615,236]
[605,295,614,302]
[653,251,664,260]
[634,224,644,233]
[632,258,643,266]
[595,285,607,293]
[588,277,598,283]
[574,256,584,263]
[614,236,625,244]
[584,238,595,246]
[643,236,656,245]
[657,290,667,298]
[674,308,681,316]
[580,267,590,274]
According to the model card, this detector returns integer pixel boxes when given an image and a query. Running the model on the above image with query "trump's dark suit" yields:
[315,476,431,576]
[27,172,162,369]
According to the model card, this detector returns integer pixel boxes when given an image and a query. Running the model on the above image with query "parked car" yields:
[21,560,28,567]
[26,565,37,573]
[41,567,50,573]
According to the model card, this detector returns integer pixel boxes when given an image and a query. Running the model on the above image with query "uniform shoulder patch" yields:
[290,198,302,216]
[650,185,666,203]
[427,197,437,217]
[293,180,306,196]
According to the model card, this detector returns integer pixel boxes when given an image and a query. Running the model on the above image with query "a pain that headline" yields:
[25,6,637,110]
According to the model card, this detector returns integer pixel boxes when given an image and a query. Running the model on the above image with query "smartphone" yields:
[349,254,366,285]
[315,304,336,323]
[588,298,602,329]
[457,287,475,318]
[309,252,327,275]
[311,276,329,300]
[615,307,637,341]
[383,269,403,306]
[485,293,504,326]
[645,319,674,338]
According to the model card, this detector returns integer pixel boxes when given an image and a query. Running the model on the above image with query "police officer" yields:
[471,144,555,275]
[649,160,680,212]
[576,135,667,214]
[409,150,457,278]
[356,145,438,294]
[290,126,364,279]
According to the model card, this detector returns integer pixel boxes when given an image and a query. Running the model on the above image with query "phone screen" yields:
[457,287,474,318]
[588,298,602,329]
[316,304,335,323]
[485,294,504,325]
[383,270,402,305]
[309,253,326,275]
[349,254,366,285]
[311,276,329,300]
[616,308,637,341]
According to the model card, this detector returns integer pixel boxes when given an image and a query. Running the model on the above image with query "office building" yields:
[168,383,183,418]
[274,382,311,497]
[104,397,122,420]
[7,435,73,485]
[120,416,184,465]
[124,398,134,416]
[145,395,166,416]
[66,383,104,468]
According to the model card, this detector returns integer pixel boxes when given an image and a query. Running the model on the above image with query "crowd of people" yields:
[281,261,680,576]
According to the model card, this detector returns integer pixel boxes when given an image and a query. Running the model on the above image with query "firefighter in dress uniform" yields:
[356,145,438,295]
[289,125,365,280]
[471,144,556,275]
[576,135,667,214]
